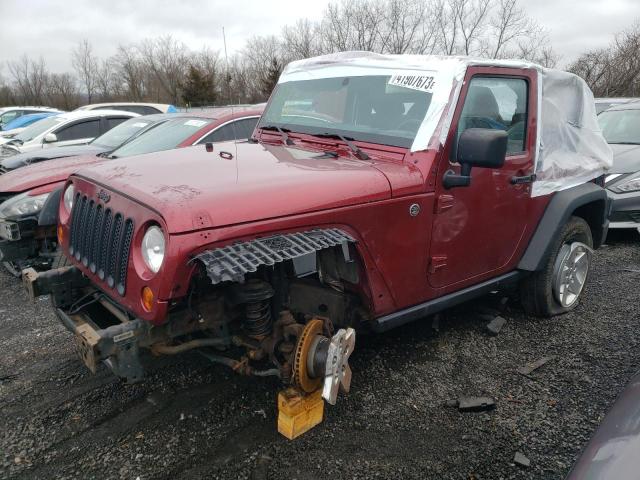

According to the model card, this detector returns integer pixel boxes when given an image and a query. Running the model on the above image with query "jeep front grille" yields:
[68,193,134,296]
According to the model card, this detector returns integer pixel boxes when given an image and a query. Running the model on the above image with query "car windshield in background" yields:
[598,108,640,144]
[109,117,214,158]
[13,116,66,143]
[259,75,433,148]
[91,118,154,150]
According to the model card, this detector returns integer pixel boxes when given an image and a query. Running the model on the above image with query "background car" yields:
[598,101,640,230]
[595,97,640,114]
[76,102,178,115]
[0,109,139,157]
[566,371,640,479]
[0,112,62,139]
[0,105,264,273]
[104,106,263,158]
[0,114,181,173]
[0,106,61,128]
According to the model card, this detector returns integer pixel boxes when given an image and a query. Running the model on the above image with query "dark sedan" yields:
[598,101,640,230]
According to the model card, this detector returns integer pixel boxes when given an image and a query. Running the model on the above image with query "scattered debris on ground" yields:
[518,356,556,376]
[0,238,638,479]
[514,452,531,468]
[458,396,496,412]
[486,316,507,336]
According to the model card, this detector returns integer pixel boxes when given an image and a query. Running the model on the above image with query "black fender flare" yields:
[38,187,62,227]
[518,182,610,272]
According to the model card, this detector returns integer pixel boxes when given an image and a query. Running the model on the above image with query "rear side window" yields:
[106,117,130,129]
[197,117,259,144]
[55,119,101,141]
[458,77,529,155]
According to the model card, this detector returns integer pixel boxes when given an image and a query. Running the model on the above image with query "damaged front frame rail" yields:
[22,266,230,383]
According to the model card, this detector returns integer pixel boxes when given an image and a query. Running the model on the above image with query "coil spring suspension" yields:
[233,279,275,337]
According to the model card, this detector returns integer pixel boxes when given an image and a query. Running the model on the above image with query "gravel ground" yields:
[0,233,639,480]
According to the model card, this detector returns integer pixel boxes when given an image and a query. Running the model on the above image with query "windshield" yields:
[598,108,640,144]
[14,116,66,143]
[91,117,155,150]
[109,117,213,158]
[259,75,433,148]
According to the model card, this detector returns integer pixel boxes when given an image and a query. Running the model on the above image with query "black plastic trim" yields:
[373,271,522,332]
[38,187,62,226]
[518,183,608,272]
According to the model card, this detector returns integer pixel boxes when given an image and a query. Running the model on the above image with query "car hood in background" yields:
[609,144,640,174]
[567,372,640,479]
[0,154,105,193]
[0,144,105,171]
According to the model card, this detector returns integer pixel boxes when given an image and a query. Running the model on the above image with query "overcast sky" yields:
[1,0,638,76]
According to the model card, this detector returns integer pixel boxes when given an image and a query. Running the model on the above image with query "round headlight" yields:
[141,226,165,273]
[63,184,75,212]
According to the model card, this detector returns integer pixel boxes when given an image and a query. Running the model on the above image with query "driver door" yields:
[428,67,538,290]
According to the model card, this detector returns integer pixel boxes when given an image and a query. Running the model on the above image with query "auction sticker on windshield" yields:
[388,73,436,93]
[184,120,207,127]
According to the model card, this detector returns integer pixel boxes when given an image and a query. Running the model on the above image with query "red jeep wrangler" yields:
[26,53,612,430]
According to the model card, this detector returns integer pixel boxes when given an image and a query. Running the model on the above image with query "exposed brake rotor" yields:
[292,318,324,393]
[292,318,356,405]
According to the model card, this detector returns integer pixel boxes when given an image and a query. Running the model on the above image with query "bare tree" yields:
[380,0,428,53]
[8,55,49,105]
[72,39,98,103]
[47,73,80,110]
[281,19,324,60]
[140,35,189,104]
[569,21,640,96]
[95,58,120,101]
[112,45,146,101]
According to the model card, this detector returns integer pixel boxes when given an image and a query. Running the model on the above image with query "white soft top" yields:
[280,52,612,197]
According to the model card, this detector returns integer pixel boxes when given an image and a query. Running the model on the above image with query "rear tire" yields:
[520,216,593,317]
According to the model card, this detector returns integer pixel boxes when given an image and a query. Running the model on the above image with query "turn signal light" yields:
[57,225,64,244]
[141,286,154,311]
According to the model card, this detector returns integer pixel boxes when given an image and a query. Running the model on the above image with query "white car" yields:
[76,102,177,115]
[0,106,61,128]
[0,110,139,157]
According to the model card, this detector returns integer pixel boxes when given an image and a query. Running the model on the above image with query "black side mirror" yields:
[443,128,508,189]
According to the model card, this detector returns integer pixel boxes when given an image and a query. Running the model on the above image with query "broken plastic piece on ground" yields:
[514,451,531,467]
[518,356,556,375]
[458,396,496,412]
[277,388,324,440]
[486,316,507,336]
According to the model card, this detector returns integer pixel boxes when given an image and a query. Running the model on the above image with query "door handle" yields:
[510,174,536,185]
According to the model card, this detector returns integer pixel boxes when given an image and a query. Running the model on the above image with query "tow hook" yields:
[279,319,356,439]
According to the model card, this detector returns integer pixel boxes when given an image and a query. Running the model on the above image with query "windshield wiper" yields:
[313,133,370,160]
[6,138,23,146]
[610,141,640,145]
[259,125,295,146]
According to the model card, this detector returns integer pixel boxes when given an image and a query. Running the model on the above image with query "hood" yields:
[0,145,104,171]
[76,142,407,234]
[0,154,105,193]
[609,144,640,174]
